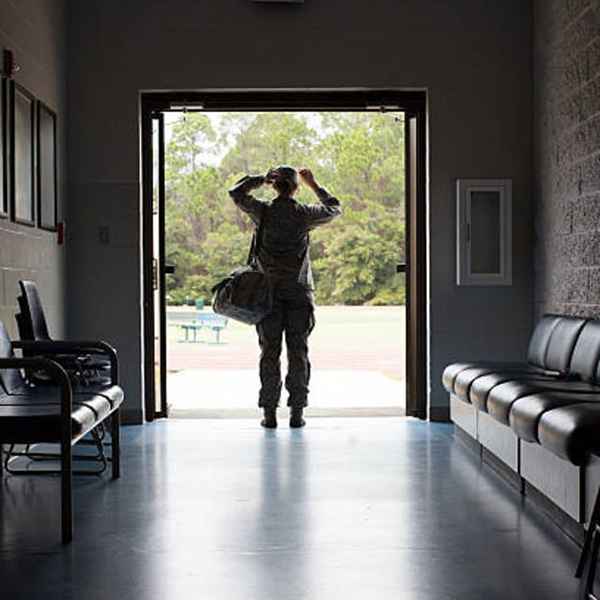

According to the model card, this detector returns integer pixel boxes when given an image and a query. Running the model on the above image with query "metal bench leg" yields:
[578,486,600,578]
[4,429,108,476]
[22,428,108,466]
[580,524,600,600]
[61,435,73,544]
[111,409,120,479]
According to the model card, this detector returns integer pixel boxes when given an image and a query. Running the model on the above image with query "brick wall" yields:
[534,0,600,318]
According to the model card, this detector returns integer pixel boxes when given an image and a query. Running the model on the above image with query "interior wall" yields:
[0,0,67,340]
[67,0,533,421]
[534,1,600,319]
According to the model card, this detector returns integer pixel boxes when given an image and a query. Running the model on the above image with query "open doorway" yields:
[141,91,427,422]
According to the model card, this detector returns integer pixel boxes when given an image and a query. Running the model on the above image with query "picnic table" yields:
[180,313,228,344]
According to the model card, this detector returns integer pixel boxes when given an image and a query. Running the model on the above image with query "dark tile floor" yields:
[0,418,584,599]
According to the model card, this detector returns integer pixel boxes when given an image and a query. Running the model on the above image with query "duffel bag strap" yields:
[247,206,267,267]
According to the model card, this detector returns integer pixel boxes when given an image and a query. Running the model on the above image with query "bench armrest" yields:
[12,340,119,385]
[0,357,73,427]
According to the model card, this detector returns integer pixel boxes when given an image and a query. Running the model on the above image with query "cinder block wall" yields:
[0,1,67,338]
[534,1,600,318]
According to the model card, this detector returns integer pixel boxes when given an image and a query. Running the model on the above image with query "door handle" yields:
[164,264,176,275]
[152,258,158,290]
[396,263,407,274]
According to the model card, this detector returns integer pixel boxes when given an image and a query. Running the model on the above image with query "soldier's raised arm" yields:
[229,175,268,225]
[298,168,342,230]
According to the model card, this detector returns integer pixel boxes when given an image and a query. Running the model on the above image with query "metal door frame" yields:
[140,89,428,421]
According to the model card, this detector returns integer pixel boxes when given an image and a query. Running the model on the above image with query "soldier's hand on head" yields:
[265,168,279,185]
[299,168,318,189]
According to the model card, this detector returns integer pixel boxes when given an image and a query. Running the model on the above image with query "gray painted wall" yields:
[0,0,67,340]
[67,0,534,420]
[534,1,600,319]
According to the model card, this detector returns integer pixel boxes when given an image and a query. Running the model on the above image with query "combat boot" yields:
[289,407,306,428]
[261,408,277,429]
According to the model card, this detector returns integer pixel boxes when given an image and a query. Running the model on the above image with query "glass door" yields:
[152,112,168,418]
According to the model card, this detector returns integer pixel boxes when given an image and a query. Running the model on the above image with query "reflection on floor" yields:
[0,418,581,599]
[167,369,405,417]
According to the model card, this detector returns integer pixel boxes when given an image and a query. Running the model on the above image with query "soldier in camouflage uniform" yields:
[229,166,342,428]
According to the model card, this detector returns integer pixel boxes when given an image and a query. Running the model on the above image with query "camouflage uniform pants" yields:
[256,281,315,409]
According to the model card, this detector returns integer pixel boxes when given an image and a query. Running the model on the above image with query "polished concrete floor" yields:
[0,418,583,599]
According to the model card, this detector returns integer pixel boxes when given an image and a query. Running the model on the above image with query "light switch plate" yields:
[98,225,110,245]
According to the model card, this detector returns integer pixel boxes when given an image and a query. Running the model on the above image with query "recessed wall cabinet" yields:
[456,179,512,286]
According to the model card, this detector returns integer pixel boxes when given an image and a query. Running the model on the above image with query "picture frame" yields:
[11,82,36,226]
[456,178,512,286]
[0,77,7,219]
[37,101,57,231]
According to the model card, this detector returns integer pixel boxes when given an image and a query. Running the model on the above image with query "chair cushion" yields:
[527,314,563,368]
[441,361,535,395]
[18,280,51,340]
[569,320,600,383]
[444,315,589,396]
[27,381,123,408]
[509,392,600,443]
[538,402,600,466]
[83,384,124,407]
[470,373,559,412]
[487,379,600,425]
[453,364,541,403]
[542,316,587,373]
[0,390,113,443]
[442,363,472,394]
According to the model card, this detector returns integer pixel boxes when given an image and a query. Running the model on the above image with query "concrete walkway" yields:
[167,369,405,418]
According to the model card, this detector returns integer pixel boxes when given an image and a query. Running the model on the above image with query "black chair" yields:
[17,280,111,386]
[12,281,116,469]
[0,321,123,543]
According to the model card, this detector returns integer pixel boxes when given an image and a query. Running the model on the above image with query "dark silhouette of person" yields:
[229,166,341,428]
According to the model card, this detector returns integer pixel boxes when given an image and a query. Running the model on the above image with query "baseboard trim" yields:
[454,423,481,455]
[429,406,450,422]
[121,409,144,425]
[524,481,584,546]
[481,446,522,492]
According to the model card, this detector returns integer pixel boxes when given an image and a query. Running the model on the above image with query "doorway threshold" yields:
[169,407,405,419]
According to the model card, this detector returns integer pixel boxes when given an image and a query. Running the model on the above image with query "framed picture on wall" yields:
[11,82,36,226]
[37,101,57,231]
[0,77,7,218]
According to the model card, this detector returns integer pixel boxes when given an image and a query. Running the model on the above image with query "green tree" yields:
[164,111,406,306]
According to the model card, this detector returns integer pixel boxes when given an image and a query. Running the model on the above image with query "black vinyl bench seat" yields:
[442,314,600,599]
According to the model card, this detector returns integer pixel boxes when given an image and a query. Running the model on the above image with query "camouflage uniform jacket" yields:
[229,176,342,290]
